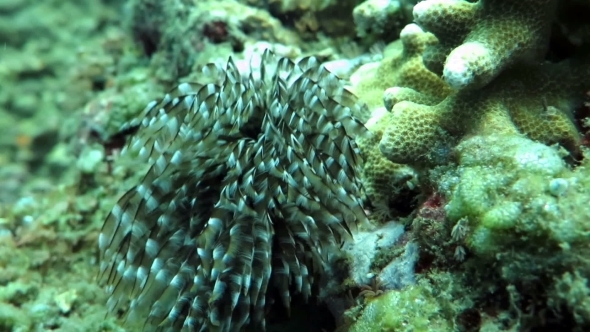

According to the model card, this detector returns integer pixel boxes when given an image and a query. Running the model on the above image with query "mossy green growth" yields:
[550,271,590,325]
[0,302,30,332]
[425,134,590,328]
[348,280,452,332]
[101,69,165,138]
[442,134,590,256]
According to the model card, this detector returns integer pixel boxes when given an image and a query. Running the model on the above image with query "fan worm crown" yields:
[98,49,369,332]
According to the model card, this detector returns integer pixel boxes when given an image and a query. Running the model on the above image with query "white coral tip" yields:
[399,23,423,39]
[443,42,490,90]
[412,1,431,22]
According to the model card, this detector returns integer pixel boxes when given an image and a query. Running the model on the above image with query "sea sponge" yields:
[97,50,368,332]
[413,0,556,90]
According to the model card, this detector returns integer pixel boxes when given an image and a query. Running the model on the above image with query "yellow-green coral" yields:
[360,1,589,165]
[357,113,417,222]
[350,23,453,219]
[414,0,556,90]
[351,23,451,112]
[379,53,590,164]
[368,1,590,166]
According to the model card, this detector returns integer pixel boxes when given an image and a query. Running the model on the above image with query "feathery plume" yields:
[98,49,368,332]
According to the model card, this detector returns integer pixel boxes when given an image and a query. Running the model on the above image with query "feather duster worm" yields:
[98,50,368,332]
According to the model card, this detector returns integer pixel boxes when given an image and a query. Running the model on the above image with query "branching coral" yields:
[413,0,556,90]
[97,50,368,331]
[351,23,451,112]
[356,113,418,222]
[379,50,590,164]
[375,1,590,165]
[347,23,448,220]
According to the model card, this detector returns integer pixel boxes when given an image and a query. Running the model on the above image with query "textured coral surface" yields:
[351,23,451,112]
[414,0,556,90]
[379,54,590,164]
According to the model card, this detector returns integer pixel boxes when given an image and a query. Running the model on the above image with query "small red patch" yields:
[416,193,446,222]
[421,193,443,209]
[203,21,229,43]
